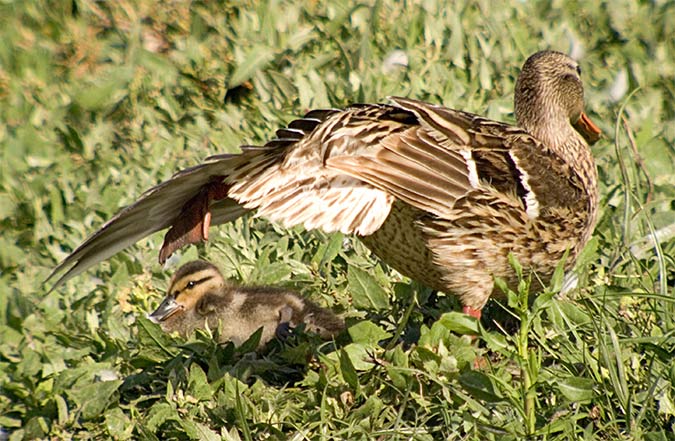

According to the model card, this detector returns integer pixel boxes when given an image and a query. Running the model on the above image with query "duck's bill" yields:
[148,297,181,322]
[573,112,602,145]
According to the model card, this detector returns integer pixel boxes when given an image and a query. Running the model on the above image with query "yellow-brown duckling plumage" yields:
[51,50,601,320]
[148,260,344,347]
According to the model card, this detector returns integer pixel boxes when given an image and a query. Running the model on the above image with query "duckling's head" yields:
[148,260,226,324]
[514,50,601,146]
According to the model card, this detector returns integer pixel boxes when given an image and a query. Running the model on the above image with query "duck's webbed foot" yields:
[159,179,230,263]
[275,322,293,340]
[275,306,297,340]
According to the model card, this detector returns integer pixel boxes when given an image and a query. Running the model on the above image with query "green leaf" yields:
[180,420,221,441]
[145,402,178,432]
[315,232,344,270]
[339,343,375,371]
[479,329,509,352]
[549,300,592,328]
[135,316,179,363]
[507,252,523,279]
[437,311,479,335]
[574,236,599,269]
[250,261,292,284]
[386,346,409,390]
[348,266,390,310]
[531,291,554,313]
[229,45,276,87]
[643,431,671,441]
[237,327,263,353]
[22,417,48,440]
[55,394,69,426]
[549,249,570,293]
[188,364,213,401]
[459,371,502,402]
[418,321,450,348]
[0,193,16,220]
[69,380,123,420]
[73,68,132,111]
[347,321,392,344]
[338,349,360,393]
[0,415,21,429]
[105,407,132,440]
[557,377,595,402]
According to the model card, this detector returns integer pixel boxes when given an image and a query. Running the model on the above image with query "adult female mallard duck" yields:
[49,50,601,320]
[148,260,345,346]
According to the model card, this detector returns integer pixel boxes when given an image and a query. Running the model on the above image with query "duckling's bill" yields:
[148,297,182,323]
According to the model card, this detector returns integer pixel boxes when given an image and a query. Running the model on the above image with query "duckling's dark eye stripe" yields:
[185,275,214,289]
[170,275,215,298]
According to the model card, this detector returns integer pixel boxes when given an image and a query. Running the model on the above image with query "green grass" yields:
[1,0,674,439]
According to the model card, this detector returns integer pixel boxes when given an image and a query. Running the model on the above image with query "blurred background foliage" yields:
[0,0,674,439]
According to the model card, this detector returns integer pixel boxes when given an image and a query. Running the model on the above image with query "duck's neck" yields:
[523,111,580,154]
[519,110,599,238]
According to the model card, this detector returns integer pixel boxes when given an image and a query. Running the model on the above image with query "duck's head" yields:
[148,260,225,323]
[514,50,601,146]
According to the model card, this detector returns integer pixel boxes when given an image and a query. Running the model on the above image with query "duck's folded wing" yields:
[46,156,249,290]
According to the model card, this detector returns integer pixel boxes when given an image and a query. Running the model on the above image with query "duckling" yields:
[147,260,344,347]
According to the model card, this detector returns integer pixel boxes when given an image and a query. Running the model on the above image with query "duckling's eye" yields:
[186,281,196,289]
[576,65,581,75]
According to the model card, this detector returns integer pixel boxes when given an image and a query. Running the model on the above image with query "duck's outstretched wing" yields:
[46,109,346,289]
[46,157,250,290]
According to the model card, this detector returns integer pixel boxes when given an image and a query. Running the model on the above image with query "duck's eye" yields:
[576,65,581,75]
[561,73,576,82]
[186,281,196,289]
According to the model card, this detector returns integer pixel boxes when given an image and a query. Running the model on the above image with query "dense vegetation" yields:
[1,0,674,439]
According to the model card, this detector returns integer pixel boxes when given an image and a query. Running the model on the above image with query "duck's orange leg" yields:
[462,305,482,321]
[462,305,487,369]
[159,179,230,263]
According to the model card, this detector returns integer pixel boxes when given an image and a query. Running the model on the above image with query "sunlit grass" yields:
[1,0,674,439]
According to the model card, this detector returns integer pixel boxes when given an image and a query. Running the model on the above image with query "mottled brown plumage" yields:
[50,50,601,319]
[148,260,344,346]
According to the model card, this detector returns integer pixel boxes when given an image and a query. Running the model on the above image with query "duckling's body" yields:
[148,260,344,347]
